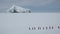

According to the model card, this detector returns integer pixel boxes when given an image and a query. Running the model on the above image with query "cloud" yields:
[0,0,60,11]
[0,0,60,7]
[15,0,57,6]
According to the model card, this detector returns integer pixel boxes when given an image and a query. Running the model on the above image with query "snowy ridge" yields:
[7,5,31,13]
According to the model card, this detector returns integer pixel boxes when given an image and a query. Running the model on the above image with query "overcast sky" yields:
[0,0,60,13]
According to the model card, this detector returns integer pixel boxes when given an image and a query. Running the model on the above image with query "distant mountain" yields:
[7,5,31,13]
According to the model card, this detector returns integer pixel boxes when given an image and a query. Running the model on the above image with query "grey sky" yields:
[0,0,60,13]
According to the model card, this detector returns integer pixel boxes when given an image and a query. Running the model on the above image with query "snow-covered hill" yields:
[7,5,31,13]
